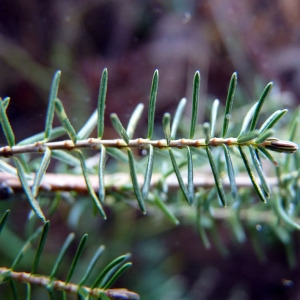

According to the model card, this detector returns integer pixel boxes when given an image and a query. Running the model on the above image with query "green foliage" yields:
[0,212,138,299]
[0,69,299,298]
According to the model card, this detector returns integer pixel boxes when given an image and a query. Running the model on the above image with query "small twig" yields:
[0,267,140,299]
[0,172,290,195]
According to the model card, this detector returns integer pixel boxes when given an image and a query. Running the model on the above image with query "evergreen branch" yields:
[0,69,298,219]
[0,267,139,300]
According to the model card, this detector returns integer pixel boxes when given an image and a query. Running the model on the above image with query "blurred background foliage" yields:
[0,0,300,299]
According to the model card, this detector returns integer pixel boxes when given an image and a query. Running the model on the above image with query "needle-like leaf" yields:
[274,195,300,230]
[99,145,106,203]
[168,148,190,205]
[52,150,80,167]
[238,146,267,203]
[250,82,273,131]
[77,110,98,140]
[171,97,186,139]
[32,221,50,273]
[110,113,130,144]
[0,97,15,146]
[205,147,227,206]
[222,72,237,137]
[127,149,146,213]
[239,102,258,136]
[255,129,274,144]
[92,253,131,288]
[49,233,75,280]
[11,226,43,270]
[66,234,88,283]
[32,147,51,197]
[18,126,65,146]
[102,262,132,290]
[98,68,108,139]
[154,192,180,225]
[55,98,77,143]
[162,112,171,145]
[211,99,219,138]
[13,157,46,222]
[0,210,10,234]
[222,145,237,200]
[2,97,10,110]
[203,122,211,145]
[126,103,144,139]
[79,245,105,286]
[284,114,299,172]
[259,109,288,134]
[237,130,260,144]
[249,146,270,198]
[26,282,31,300]
[187,146,194,204]
[147,70,159,139]
[257,146,278,167]
[76,150,107,219]
[142,145,154,200]
[45,71,61,141]
[106,147,128,163]
[0,159,19,177]
[190,71,200,139]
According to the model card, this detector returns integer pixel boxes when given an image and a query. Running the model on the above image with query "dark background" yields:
[0,1,300,299]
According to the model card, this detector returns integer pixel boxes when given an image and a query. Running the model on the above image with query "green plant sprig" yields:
[0,70,298,221]
[0,268,139,300]
[0,213,139,299]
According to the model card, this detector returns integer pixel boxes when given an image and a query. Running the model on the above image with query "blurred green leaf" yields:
[211,99,219,138]
[0,97,15,147]
[171,98,186,139]
[126,103,144,139]
[11,226,43,270]
[77,110,98,140]
[0,210,10,234]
